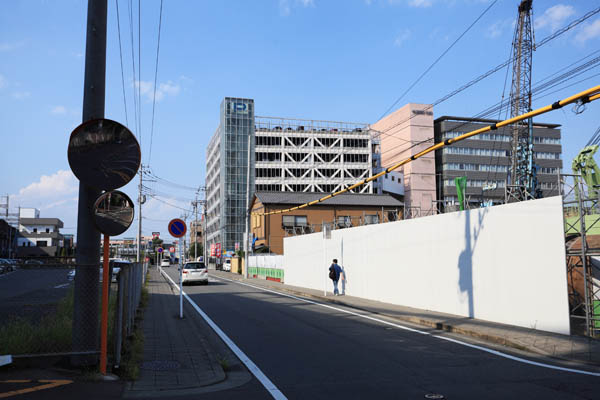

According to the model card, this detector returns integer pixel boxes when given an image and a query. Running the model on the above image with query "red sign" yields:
[152,232,160,239]
[210,244,215,256]
[215,243,221,257]
[169,247,175,252]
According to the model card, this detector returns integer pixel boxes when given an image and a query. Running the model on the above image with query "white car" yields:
[223,259,231,272]
[181,262,208,285]
[160,259,171,267]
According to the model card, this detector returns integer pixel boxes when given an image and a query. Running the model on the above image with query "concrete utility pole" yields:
[244,130,251,279]
[72,0,106,366]
[137,166,143,262]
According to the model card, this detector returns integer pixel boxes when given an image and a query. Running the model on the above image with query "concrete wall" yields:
[283,196,570,334]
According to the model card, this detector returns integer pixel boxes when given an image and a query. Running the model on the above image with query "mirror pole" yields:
[100,234,110,374]
[72,0,106,367]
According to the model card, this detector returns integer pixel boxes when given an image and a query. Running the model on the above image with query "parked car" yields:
[160,258,171,267]
[180,262,208,285]
[223,258,231,272]
[24,259,43,265]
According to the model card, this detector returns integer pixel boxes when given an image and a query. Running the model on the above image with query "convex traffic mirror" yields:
[68,119,140,191]
[92,190,135,236]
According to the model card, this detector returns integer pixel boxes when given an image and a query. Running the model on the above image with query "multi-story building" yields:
[206,97,403,253]
[371,103,436,216]
[206,98,255,253]
[434,116,562,208]
[16,208,65,257]
[254,116,376,194]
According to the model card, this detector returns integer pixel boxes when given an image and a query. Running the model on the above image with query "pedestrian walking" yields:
[328,258,343,296]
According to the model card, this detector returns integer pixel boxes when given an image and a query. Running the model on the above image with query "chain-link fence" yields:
[0,260,147,367]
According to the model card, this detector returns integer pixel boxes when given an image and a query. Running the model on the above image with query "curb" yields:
[215,272,598,367]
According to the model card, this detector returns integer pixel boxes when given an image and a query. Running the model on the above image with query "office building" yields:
[434,116,562,208]
[206,98,255,253]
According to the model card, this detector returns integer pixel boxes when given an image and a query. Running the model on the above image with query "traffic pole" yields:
[179,241,183,319]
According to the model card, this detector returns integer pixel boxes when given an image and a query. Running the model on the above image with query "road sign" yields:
[157,247,163,253]
[168,218,187,238]
[169,247,175,253]
[152,232,160,239]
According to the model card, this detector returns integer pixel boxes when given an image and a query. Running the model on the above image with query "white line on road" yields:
[215,276,600,378]
[54,283,70,289]
[159,268,287,400]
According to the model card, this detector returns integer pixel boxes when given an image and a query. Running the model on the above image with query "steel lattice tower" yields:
[508,0,538,200]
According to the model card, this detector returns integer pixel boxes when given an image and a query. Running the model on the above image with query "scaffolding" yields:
[560,173,600,337]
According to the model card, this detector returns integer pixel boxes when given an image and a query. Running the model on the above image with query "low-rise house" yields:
[250,192,404,254]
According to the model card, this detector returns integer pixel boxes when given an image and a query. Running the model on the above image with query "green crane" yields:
[572,126,600,203]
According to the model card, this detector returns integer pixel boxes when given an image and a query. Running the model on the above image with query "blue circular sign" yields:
[168,218,187,238]
[157,247,163,253]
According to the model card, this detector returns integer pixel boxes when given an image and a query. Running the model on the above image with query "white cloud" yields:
[486,18,513,39]
[12,91,30,100]
[534,4,575,32]
[14,170,79,203]
[0,41,25,52]
[134,80,181,102]
[408,0,432,7]
[575,19,600,44]
[51,105,67,115]
[394,29,411,47]
[279,0,314,16]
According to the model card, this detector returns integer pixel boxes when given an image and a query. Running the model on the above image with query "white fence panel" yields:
[248,255,284,269]
[283,196,570,335]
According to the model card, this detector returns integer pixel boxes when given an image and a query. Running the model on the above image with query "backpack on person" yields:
[329,266,336,280]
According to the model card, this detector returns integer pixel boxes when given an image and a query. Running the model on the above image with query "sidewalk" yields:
[124,268,225,398]
[212,270,600,368]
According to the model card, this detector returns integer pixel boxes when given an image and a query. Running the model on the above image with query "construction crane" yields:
[572,126,600,203]
[507,0,540,201]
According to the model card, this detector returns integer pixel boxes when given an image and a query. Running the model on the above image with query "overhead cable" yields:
[378,0,498,120]
[148,0,164,164]
[255,85,600,216]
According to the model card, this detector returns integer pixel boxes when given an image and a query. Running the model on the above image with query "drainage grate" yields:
[141,360,181,371]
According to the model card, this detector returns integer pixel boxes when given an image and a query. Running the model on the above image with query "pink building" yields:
[371,103,436,216]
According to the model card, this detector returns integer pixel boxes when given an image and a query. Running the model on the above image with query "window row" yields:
[442,147,509,157]
[535,152,561,160]
[443,163,508,172]
[443,131,511,142]
[444,179,506,188]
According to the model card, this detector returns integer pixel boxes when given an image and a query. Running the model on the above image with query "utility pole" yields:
[244,128,251,279]
[72,0,106,367]
[137,165,144,262]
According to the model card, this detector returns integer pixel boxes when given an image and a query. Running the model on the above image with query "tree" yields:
[188,242,203,259]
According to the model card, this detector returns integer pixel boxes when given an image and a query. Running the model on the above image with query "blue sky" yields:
[1,0,599,239]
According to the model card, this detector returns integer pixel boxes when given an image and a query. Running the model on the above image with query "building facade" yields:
[434,116,562,207]
[17,217,64,257]
[254,116,376,194]
[206,98,395,254]
[250,192,404,254]
[206,98,255,253]
[371,103,436,216]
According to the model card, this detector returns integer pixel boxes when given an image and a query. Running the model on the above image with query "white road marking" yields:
[160,268,287,400]
[215,275,600,377]
[54,283,70,289]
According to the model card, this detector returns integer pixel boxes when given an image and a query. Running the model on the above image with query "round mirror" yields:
[93,190,135,236]
[68,119,140,191]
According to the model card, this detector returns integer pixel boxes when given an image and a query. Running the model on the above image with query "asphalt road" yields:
[162,268,600,400]
[0,268,73,323]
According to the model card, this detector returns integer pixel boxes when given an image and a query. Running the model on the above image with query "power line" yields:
[148,0,164,164]
[127,0,139,138]
[373,5,600,147]
[378,0,498,120]
[148,194,193,213]
[115,0,129,128]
